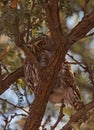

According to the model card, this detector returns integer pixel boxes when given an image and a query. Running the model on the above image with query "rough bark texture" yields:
[0,67,24,95]
[23,45,66,130]
[22,3,94,129]
[23,1,67,129]
[68,12,94,46]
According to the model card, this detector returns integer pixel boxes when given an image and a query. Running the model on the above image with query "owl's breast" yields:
[37,50,53,67]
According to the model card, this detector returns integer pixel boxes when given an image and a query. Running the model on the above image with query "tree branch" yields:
[23,47,66,130]
[45,0,67,48]
[0,66,24,95]
[62,100,94,130]
[0,97,28,114]
[68,12,94,46]
[23,1,69,129]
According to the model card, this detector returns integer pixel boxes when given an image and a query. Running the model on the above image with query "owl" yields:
[24,36,54,92]
[24,36,83,110]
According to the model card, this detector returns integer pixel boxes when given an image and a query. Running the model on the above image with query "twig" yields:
[67,61,94,66]
[0,111,6,119]
[0,61,9,75]
[42,115,51,129]
[67,53,94,87]
[8,113,27,126]
[0,66,24,95]
[0,98,29,114]
[3,113,27,130]
[67,53,86,69]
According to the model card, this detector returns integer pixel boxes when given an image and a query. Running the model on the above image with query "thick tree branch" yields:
[68,12,94,46]
[23,46,66,130]
[23,1,68,130]
[0,66,24,95]
[45,0,67,48]
[62,100,94,130]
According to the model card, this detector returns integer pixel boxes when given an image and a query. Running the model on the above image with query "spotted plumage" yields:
[24,37,83,110]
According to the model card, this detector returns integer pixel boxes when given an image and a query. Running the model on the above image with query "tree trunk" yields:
[23,45,66,130]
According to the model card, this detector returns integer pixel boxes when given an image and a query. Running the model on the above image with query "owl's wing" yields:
[24,57,39,93]
[49,60,83,110]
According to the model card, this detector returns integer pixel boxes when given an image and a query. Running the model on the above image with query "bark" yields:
[68,12,94,46]
[23,6,94,130]
[0,66,24,95]
[23,70,56,130]
[23,1,67,129]
[23,41,67,130]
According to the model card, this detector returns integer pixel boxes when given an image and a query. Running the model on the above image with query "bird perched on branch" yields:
[24,36,83,110]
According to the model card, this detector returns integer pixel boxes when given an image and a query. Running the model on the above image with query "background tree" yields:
[0,0,94,130]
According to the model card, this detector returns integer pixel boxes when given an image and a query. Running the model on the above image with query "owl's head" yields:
[27,36,54,54]
[27,37,54,66]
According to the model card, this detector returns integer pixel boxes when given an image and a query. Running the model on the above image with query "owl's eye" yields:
[42,42,46,46]
[39,42,47,48]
